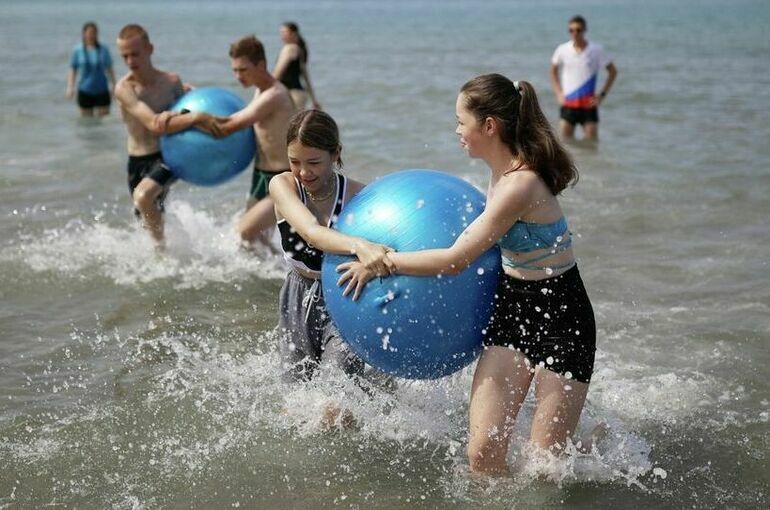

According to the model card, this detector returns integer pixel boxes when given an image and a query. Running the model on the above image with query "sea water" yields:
[1,0,768,507]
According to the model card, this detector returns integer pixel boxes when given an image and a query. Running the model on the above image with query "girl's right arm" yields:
[269,173,395,275]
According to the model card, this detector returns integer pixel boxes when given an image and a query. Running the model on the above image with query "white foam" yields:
[7,200,286,288]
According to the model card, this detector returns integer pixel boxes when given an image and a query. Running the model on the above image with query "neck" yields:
[133,65,157,85]
[484,143,517,178]
[254,71,276,92]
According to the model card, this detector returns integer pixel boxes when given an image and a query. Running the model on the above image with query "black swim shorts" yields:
[560,106,599,126]
[127,152,177,216]
[483,265,596,383]
[77,90,111,109]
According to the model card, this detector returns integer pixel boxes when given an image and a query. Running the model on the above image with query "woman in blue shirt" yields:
[66,22,115,117]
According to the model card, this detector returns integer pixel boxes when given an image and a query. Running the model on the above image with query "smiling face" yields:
[455,93,489,159]
[117,35,152,73]
[287,141,339,193]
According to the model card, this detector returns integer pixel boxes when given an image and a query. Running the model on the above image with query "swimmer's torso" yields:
[252,82,294,172]
[120,71,183,156]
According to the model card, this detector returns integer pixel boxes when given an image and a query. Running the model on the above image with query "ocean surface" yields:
[1,0,769,508]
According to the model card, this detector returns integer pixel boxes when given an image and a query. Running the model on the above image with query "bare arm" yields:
[66,68,77,99]
[300,61,321,109]
[106,66,116,93]
[269,173,395,273]
[213,92,273,137]
[337,173,537,299]
[115,80,207,135]
[549,63,564,104]
[600,62,618,98]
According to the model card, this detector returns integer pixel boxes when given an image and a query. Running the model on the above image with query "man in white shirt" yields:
[549,15,618,140]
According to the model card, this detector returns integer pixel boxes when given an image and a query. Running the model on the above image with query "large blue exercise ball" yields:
[321,169,501,379]
[160,87,257,186]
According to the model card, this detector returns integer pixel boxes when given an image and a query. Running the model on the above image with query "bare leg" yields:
[559,119,575,139]
[583,122,599,140]
[289,89,308,112]
[238,197,277,247]
[133,177,166,245]
[467,347,534,474]
[529,367,589,453]
[96,106,110,117]
[80,108,94,118]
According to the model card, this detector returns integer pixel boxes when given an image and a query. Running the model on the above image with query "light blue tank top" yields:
[497,217,574,271]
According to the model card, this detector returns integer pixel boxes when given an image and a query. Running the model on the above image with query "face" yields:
[83,26,98,45]
[568,22,586,43]
[455,93,488,159]
[280,26,294,44]
[287,141,338,192]
[230,56,260,87]
[117,36,152,73]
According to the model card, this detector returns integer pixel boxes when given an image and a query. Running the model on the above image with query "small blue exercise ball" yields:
[160,87,256,186]
[321,169,501,379]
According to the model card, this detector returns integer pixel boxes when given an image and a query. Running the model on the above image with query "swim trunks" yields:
[250,166,290,200]
[560,106,599,126]
[127,152,177,216]
[483,265,596,383]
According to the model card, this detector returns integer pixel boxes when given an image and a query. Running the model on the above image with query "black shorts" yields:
[77,90,111,109]
[483,265,596,383]
[127,152,177,216]
[560,106,599,126]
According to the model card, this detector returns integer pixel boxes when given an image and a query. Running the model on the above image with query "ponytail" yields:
[460,74,578,194]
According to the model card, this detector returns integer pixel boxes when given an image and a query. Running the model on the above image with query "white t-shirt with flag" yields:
[551,40,612,110]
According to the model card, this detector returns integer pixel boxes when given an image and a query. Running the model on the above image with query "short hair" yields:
[569,15,587,29]
[118,24,150,43]
[229,35,266,65]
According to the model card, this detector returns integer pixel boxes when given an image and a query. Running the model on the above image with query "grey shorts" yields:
[277,270,365,383]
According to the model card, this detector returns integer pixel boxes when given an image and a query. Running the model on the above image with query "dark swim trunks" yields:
[560,106,599,126]
[483,265,596,383]
[250,166,290,200]
[77,91,111,109]
[127,152,177,216]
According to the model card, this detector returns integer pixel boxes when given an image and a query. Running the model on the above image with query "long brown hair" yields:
[460,73,578,194]
[287,109,343,167]
[282,22,308,63]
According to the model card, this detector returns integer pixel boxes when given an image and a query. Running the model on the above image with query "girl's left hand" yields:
[336,260,377,301]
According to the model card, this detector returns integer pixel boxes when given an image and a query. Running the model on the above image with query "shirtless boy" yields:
[211,35,296,247]
[113,24,218,246]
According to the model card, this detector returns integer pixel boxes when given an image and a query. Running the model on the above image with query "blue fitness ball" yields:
[160,87,257,186]
[321,169,501,379]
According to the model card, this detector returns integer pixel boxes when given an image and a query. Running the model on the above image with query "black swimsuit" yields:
[277,173,347,274]
[280,57,303,91]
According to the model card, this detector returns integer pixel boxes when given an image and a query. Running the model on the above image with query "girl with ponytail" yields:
[339,73,597,473]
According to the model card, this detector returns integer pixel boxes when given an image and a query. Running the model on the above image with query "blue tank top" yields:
[498,217,574,271]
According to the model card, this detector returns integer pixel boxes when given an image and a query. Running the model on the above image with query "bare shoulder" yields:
[113,75,135,103]
[161,71,183,91]
[282,43,300,59]
[269,171,298,195]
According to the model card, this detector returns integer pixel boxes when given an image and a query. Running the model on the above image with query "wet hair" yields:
[118,24,150,44]
[229,35,266,65]
[81,21,100,49]
[569,15,587,30]
[460,73,578,195]
[283,22,308,63]
[287,109,343,167]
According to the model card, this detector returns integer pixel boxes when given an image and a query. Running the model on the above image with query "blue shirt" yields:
[70,44,113,95]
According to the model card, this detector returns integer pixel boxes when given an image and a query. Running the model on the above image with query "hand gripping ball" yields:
[160,87,257,186]
[321,169,501,379]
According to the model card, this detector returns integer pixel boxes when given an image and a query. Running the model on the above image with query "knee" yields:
[132,187,157,214]
[467,434,508,474]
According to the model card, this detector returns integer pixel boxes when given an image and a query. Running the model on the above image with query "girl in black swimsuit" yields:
[273,22,321,111]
